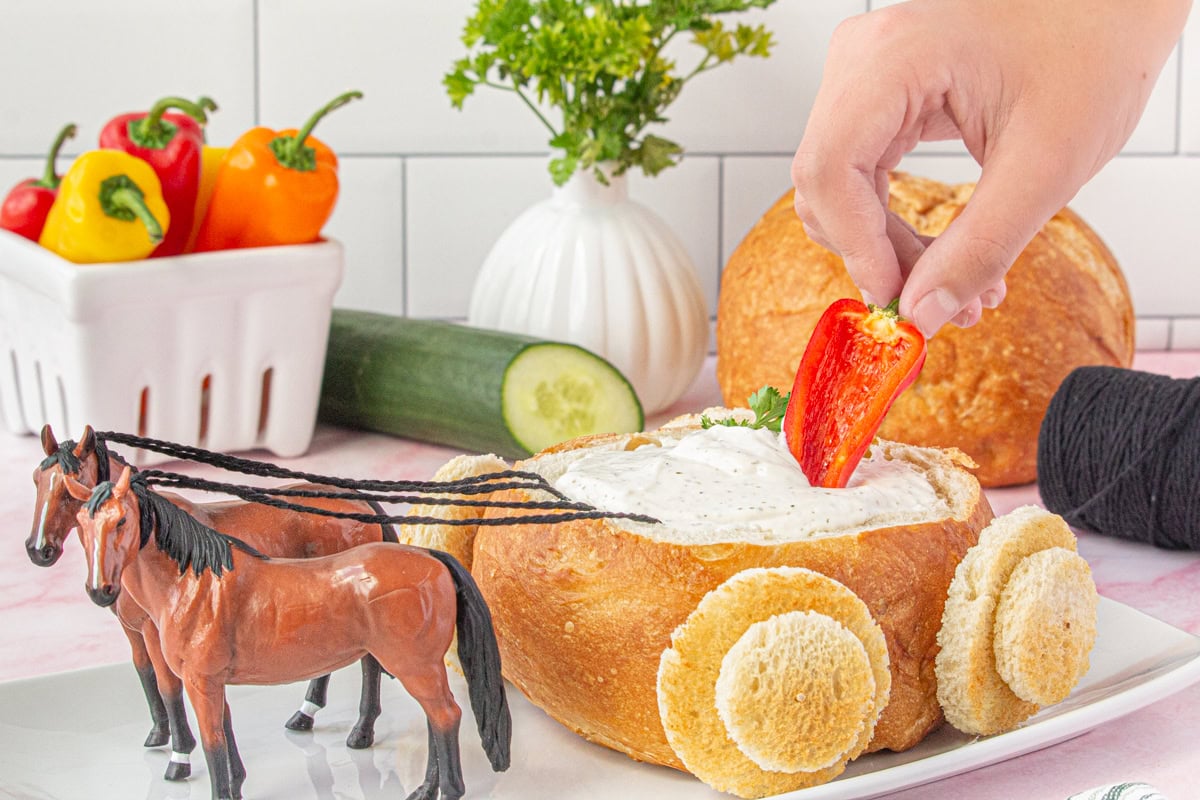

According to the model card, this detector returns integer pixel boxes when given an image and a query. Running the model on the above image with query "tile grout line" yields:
[252,0,261,125]
[401,157,409,317]
[715,154,725,327]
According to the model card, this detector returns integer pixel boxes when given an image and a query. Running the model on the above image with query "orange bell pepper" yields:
[192,91,361,251]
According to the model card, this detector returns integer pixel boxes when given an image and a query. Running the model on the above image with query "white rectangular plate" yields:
[1,597,1197,800]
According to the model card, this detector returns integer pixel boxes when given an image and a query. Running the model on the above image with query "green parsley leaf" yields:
[701,385,790,431]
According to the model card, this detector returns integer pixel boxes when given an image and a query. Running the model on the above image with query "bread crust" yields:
[935,505,1082,735]
[470,428,994,769]
[715,172,1135,486]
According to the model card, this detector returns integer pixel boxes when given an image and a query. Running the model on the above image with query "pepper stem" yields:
[99,175,164,244]
[131,96,219,150]
[270,90,363,172]
[36,123,78,189]
[883,298,901,316]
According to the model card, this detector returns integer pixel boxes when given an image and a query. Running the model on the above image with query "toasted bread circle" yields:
[936,506,1084,735]
[397,453,510,570]
[715,610,877,773]
[994,547,1098,705]
[657,567,890,798]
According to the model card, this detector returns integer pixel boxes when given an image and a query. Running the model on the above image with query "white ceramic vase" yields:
[467,166,709,415]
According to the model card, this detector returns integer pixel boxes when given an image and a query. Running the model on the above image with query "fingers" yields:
[799,192,933,309]
[792,150,903,306]
[886,212,933,283]
[898,146,1069,337]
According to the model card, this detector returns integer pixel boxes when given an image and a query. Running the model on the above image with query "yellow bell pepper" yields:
[39,150,170,264]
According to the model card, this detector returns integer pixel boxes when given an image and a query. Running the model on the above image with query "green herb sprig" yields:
[701,385,789,432]
[446,0,776,185]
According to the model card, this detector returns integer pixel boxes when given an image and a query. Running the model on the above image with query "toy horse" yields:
[27,425,399,779]
[68,466,510,800]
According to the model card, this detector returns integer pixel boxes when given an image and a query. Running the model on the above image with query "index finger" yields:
[791,75,912,304]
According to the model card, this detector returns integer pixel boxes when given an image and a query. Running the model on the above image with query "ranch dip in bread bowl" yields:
[442,409,994,784]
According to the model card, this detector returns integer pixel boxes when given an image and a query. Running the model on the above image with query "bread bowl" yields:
[715,171,1136,486]
[417,410,993,786]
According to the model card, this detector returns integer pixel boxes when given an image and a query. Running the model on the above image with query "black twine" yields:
[96,430,574,501]
[138,470,659,527]
[1037,366,1200,550]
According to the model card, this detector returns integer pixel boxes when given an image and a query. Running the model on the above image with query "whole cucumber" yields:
[319,309,643,458]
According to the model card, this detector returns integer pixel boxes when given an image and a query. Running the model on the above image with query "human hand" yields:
[791,0,1190,336]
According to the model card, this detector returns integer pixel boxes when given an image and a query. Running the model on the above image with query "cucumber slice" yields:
[319,309,643,458]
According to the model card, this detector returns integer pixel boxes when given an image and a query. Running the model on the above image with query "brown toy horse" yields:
[27,425,398,779]
[68,466,510,800]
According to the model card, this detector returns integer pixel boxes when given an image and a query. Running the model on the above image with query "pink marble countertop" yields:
[2,353,1199,799]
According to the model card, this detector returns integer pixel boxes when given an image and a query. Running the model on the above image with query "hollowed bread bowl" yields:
[445,412,994,775]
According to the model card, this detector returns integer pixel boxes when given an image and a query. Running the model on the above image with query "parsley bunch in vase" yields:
[446,0,775,414]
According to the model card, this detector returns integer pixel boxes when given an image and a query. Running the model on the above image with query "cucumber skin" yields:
[319,309,641,458]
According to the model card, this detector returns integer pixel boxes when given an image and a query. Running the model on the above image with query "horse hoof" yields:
[403,782,437,800]
[285,711,315,731]
[163,761,191,781]
[144,729,170,748]
[345,727,375,749]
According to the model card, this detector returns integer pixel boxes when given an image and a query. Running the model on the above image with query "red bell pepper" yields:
[782,298,927,488]
[98,95,216,257]
[0,123,77,241]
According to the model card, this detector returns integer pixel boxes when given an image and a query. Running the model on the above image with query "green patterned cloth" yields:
[1067,783,1166,800]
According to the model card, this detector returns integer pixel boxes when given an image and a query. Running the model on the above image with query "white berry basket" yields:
[0,230,343,464]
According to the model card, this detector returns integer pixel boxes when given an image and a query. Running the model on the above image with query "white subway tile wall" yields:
[1,0,1197,348]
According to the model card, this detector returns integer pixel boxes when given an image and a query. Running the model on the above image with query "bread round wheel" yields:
[657,567,890,799]
[936,506,1088,735]
[715,610,877,773]
[994,547,1098,705]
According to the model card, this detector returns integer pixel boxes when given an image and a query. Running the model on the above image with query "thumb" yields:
[898,154,1070,337]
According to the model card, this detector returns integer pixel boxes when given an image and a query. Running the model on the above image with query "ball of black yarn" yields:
[1038,365,1200,550]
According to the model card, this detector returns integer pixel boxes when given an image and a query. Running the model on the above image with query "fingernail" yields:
[980,288,1002,309]
[910,289,960,337]
[861,290,883,308]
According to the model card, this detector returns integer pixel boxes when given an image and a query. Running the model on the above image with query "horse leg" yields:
[405,722,441,800]
[346,655,383,749]
[223,700,247,800]
[120,623,169,747]
[392,661,464,800]
[284,675,330,732]
[141,623,197,781]
[184,677,237,800]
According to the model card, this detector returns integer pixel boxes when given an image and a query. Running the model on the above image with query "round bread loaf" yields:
[458,416,992,773]
[715,171,1135,486]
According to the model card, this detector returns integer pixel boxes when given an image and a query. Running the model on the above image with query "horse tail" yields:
[424,548,511,772]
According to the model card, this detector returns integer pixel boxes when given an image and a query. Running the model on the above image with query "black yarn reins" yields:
[1037,366,1200,550]
[96,431,660,528]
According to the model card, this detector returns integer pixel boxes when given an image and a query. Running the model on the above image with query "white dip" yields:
[551,425,949,543]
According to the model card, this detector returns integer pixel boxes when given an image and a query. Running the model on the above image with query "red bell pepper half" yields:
[99,95,216,257]
[0,123,77,241]
[783,298,927,488]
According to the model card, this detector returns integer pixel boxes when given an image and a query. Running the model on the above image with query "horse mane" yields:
[92,437,130,483]
[38,436,129,483]
[39,440,81,475]
[83,478,268,577]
